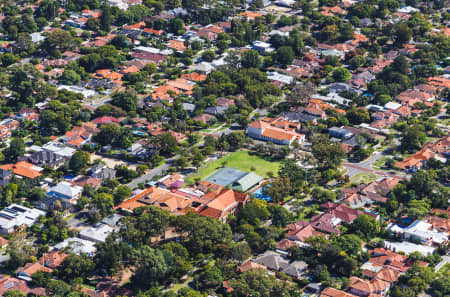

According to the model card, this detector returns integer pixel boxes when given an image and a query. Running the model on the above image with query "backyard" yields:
[185,151,281,184]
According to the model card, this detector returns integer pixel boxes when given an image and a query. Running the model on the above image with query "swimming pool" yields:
[252,187,272,202]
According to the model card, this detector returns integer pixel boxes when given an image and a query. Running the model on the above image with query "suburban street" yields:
[128,156,177,189]
[343,149,407,180]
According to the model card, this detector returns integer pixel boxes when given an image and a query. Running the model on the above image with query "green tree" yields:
[401,126,426,151]
[45,29,76,54]
[58,253,95,282]
[201,50,216,62]
[100,5,112,32]
[335,234,362,257]
[331,67,352,82]
[262,177,290,204]
[194,266,223,290]
[94,123,121,146]
[38,0,59,20]
[311,187,336,203]
[311,135,345,169]
[113,185,131,204]
[46,279,71,297]
[5,138,25,163]
[60,69,81,85]
[3,290,25,297]
[393,23,412,47]
[351,215,378,240]
[232,241,252,262]
[152,132,178,156]
[408,170,437,198]
[269,205,292,227]
[69,151,89,173]
[237,199,270,226]
[132,246,171,288]
[241,50,261,68]
[407,200,430,220]
[346,107,370,124]
[275,46,295,66]
[176,212,232,254]
[111,90,137,112]
[119,206,171,246]
[228,269,302,297]
[91,193,114,221]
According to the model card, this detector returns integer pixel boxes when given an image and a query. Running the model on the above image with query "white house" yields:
[0,204,45,234]
[46,181,83,206]
[388,221,448,246]
[78,224,115,243]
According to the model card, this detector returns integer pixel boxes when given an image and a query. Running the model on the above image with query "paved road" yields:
[128,157,176,189]
[343,163,406,180]
[435,255,450,272]
[342,151,386,177]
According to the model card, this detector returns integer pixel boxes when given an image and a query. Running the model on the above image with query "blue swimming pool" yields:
[252,187,272,202]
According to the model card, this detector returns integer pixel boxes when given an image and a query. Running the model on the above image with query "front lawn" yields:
[185,151,281,184]
[372,157,390,169]
[346,172,379,186]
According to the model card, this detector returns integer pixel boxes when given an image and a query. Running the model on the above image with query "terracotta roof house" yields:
[39,251,68,269]
[62,123,99,148]
[166,78,196,93]
[414,83,438,94]
[397,89,435,103]
[167,40,186,52]
[181,72,207,82]
[393,105,412,117]
[0,236,8,248]
[237,260,268,273]
[16,262,53,280]
[320,287,358,297]
[143,28,164,36]
[73,176,103,189]
[247,116,305,146]
[116,187,191,214]
[287,224,326,242]
[276,238,300,253]
[193,113,216,123]
[427,76,450,89]
[216,97,235,107]
[395,136,449,171]
[1,161,43,179]
[361,177,400,197]
[239,11,264,20]
[367,248,423,272]
[92,116,123,125]
[309,213,341,234]
[197,189,249,222]
[321,203,379,223]
[348,276,390,297]
[131,52,166,64]
[0,276,46,296]
[158,174,185,189]
[425,215,450,233]
[196,181,224,194]
[197,24,224,40]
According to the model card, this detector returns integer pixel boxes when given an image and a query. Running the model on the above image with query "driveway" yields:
[67,213,91,231]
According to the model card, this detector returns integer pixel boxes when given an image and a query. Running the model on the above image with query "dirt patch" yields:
[91,154,139,170]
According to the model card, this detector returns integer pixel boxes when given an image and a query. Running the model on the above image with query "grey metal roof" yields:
[233,172,264,192]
